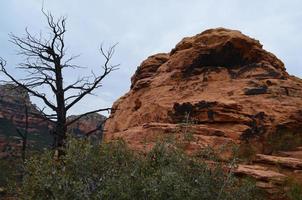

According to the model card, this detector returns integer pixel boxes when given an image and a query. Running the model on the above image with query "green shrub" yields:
[0,157,23,199]
[287,182,302,200]
[18,138,261,200]
[0,159,12,187]
[0,157,22,187]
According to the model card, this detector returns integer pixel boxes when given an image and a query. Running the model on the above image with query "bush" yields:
[18,138,261,200]
[0,157,23,199]
[287,182,302,200]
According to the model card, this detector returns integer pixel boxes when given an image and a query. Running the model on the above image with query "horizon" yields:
[0,0,301,116]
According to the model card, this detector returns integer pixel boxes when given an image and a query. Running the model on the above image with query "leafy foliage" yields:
[18,138,261,200]
[0,157,23,199]
[0,158,17,187]
[287,181,302,200]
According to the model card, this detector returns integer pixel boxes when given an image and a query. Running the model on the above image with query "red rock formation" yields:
[104,28,302,195]
[67,113,106,138]
[0,84,106,150]
[105,28,302,151]
[0,84,51,135]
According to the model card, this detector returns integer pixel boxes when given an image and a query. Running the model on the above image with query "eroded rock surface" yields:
[104,28,302,196]
[105,28,302,152]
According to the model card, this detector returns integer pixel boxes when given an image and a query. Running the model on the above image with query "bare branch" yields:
[84,118,108,137]
[16,128,25,140]
[0,59,57,111]
[66,44,119,110]
[66,108,111,127]
[31,105,57,123]
[0,10,118,152]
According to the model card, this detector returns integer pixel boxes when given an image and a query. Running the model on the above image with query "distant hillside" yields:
[67,113,106,142]
[0,84,106,153]
[0,84,52,149]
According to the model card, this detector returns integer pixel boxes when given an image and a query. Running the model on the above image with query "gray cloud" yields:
[0,0,301,115]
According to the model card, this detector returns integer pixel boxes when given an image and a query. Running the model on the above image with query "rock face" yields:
[0,84,106,152]
[67,113,106,139]
[104,28,302,195]
[0,84,53,156]
[0,84,51,134]
[105,28,302,152]
[0,84,52,140]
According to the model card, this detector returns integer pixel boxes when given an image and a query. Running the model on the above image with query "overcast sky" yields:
[0,0,301,116]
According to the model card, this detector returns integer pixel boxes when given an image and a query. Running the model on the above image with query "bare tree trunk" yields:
[16,103,28,162]
[22,104,28,161]
[54,62,67,151]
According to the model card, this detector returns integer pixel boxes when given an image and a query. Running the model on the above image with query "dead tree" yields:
[16,103,29,162]
[15,102,51,161]
[0,10,118,154]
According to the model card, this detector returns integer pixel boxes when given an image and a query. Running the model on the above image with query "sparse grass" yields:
[286,180,302,200]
